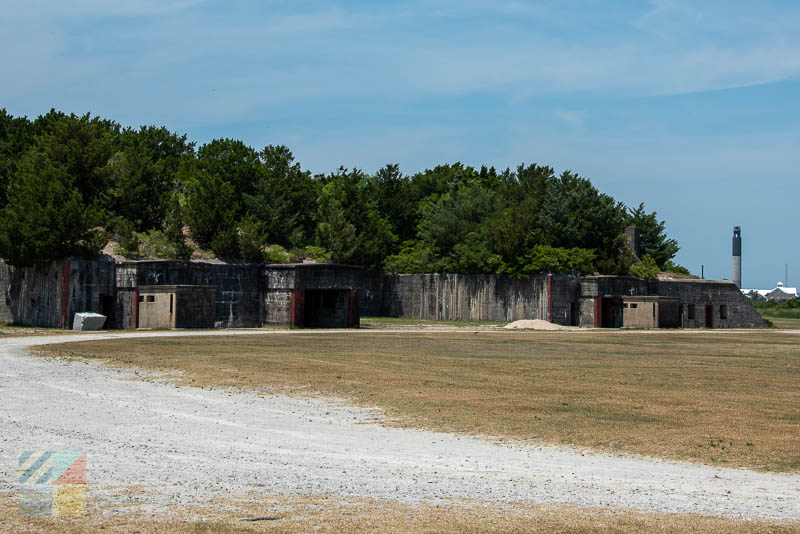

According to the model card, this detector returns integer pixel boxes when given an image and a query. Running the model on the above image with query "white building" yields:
[742,283,798,301]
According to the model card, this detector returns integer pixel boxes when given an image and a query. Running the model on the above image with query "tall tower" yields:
[732,226,742,288]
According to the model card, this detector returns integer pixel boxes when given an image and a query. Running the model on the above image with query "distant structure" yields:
[732,226,742,288]
[743,283,799,302]
[624,226,641,261]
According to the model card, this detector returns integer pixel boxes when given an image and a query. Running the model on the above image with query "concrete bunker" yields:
[264,264,363,329]
[135,285,216,329]
[2,258,766,330]
[621,296,680,329]
[290,288,360,328]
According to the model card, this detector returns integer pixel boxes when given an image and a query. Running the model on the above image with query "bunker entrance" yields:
[600,297,623,328]
[100,294,114,329]
[705,304,714,328]
[302,289,350,328]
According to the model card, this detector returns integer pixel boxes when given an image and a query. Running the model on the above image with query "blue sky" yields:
[2,0,798,288]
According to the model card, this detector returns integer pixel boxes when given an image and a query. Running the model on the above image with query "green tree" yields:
[373,163,416,244]
[501,245,596,277]
[108,126,194,231]
[238,215,269,262]
[27,112,119,211]
[0,151,105,266]
[626,203,679,269]
[539,171,629,273]
[182,162,239,249]
[163,192,193,260]
[0,111,116,266]
[194,138,262,210]
[0,109,36,210]
[630,254,660,281]
[315,168,396,269]
[383,241,436,273]
[315,180,357,262]
[243,145,317,248]
[486,163,555,265]
[416,182,501,273]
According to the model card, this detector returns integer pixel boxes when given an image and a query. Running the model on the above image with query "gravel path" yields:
[1,332,799,520]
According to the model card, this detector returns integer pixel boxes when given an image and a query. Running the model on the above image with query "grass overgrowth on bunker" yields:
[38,330,800,471]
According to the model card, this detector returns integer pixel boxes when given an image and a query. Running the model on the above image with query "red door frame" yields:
[60,260,71,329]
[593,297,602,328]
[291,290,305,328]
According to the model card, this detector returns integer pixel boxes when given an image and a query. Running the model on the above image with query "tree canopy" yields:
[0,108,685,277]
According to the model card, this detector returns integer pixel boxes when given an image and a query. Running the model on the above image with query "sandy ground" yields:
[504,319,573,330]
[1,331,799,520]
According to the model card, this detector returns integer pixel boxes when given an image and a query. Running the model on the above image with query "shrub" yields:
[630,254,660,281]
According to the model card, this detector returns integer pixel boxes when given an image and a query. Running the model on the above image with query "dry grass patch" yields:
[0,324,85,337]
[2,491,798,534]
[38,330,800,471]
[768,317,800,330]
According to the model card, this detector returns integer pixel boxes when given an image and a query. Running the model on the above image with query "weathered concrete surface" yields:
[264,264,362,328]
[136,286,216,329]
[1,331,799,520]
[0,257,115,329]
[116,261,262,329]
[2,257,766,330]
[657,278,768,328]
[578,276,767,329]
[378,274,559,323]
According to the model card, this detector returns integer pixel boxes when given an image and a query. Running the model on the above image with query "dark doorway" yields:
[705,304,714,328]
[601,297,623,328]
[569,302,579,326]
[99,294,114,329]
[303,290,349,328]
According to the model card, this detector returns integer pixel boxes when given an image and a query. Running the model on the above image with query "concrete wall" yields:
[2,256,767,330]
[303,289,350,328]
[0,257,115,328]
[579,276,650,299]
[656,278,768,328]
[658,298,681,328]
[579,278,765,329]
[550,275,582,326]
[620,297,679,329]
[360,273,384,317]
[622,298,658,329]
[136,285,216,329]
[375,273,574,323]
[263,264,363,327]
[116,261,262,328]
[263,289,292,327]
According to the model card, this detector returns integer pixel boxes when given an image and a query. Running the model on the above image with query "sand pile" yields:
[504,319,568,330]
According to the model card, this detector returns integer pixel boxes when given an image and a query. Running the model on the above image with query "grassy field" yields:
[764,316,800,329]
[3,492,799,534]
[361,316,507,328]
[38,329,800,472]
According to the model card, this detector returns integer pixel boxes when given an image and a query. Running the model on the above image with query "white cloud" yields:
[553,109,588,132]
[3,0,800,124]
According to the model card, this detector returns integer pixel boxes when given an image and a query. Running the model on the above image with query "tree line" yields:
[0,109,685,276]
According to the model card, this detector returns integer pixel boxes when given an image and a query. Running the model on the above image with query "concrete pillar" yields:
[60,260,70,329]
